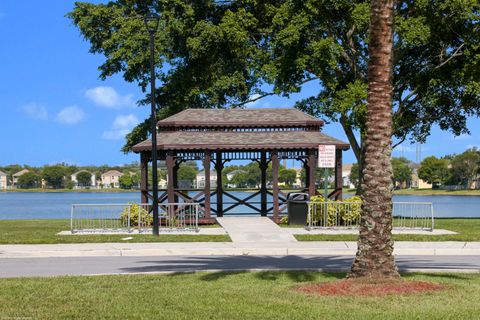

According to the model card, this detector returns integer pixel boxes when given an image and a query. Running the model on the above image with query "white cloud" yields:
[467,144,480,150]
[85,86,134,108]
[56,106,85,125]
[451,134,471,141]
[245,94,262,108]
[102,114,139,140]
[21,103,48,120]
[394,144,415,153]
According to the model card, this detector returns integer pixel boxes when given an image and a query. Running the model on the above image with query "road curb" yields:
[2,247,480,258]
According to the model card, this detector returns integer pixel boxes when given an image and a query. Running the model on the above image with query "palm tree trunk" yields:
[349,0,399,278]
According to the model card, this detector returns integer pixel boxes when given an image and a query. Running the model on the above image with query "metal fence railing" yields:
[392,202,434,230]
[70,203,199,234]
[158,203,200,231]
[306,201,434,231]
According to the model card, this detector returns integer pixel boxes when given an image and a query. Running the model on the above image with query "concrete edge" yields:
[3,248,480,258]
[13,267,479,279]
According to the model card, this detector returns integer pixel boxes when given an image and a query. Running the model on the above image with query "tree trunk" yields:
[349,0,399,278]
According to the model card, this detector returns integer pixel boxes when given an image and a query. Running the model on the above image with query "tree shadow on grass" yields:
[402,273,475,281]
[199,271,245,281]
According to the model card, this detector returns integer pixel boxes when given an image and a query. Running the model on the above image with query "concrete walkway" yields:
[2,242,480,258]
[217,217,297,243]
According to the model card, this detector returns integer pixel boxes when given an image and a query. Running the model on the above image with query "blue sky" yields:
[0,1,479,167]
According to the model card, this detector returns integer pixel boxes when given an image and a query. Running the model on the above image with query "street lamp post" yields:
[144,11,160,236]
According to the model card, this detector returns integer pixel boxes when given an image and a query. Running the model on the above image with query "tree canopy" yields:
[449,148,480,186]
[69,0,480,172]
[391,157,413,188]
[76,171,93,187]
[17,172,41,189]
[418,156,449,187]
[42,165,66,189]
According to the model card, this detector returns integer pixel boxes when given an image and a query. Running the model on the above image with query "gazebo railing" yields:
[307,201,434,230]
[70,203,199,234]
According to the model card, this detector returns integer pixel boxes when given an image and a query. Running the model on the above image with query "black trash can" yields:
[287,193,310,225]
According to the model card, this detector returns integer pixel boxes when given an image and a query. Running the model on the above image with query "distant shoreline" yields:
[392,189,480,196]
[2,188,480,196]
[0,188,137,193]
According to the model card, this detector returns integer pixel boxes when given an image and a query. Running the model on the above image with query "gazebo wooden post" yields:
[271,151,280,220]
[203,151,211,218]
[308,149,316,198]
[140,152,149,204]
[335,148,343,200]
[304,158,310,190]
[260,151,268,216]
[215,151,224,217]
[166,151,175,204]
[173,157,179,203]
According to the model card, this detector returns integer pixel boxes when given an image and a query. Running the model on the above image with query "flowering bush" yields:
[308,195,362,226]
[120,204,152,227]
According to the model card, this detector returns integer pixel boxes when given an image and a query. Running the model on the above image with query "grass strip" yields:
[294,218,480,242]
[0,271,478,319]
[0,219,230,244]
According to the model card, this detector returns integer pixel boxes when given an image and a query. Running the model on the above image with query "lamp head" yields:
[144,11,160,34]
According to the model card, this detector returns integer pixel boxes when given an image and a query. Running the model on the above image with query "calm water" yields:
[0,192,479,219]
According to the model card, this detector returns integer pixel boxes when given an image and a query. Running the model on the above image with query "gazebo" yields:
[132,108,349,223]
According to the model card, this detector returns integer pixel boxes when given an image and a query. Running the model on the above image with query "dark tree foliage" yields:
[42,165,67,189]
[69,1,479,193]
[76,171,93,187]
[392,157,413,188]
[418,156,449,187]
[17,172,41,189]
[449,148,480,186]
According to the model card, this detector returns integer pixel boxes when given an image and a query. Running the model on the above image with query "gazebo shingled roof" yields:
[156,108,324,128]
[132,130,349,152]
[133,108,347,152]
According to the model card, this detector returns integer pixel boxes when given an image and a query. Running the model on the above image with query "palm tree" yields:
[349,0,399,278]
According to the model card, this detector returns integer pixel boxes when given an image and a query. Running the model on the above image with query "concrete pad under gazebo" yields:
[132,108,349,223]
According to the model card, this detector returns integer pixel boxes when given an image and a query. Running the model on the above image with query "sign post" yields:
[318,145,336,200]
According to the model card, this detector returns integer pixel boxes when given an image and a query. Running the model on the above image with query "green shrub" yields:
[308,195,362,226]
[120,204,152,227]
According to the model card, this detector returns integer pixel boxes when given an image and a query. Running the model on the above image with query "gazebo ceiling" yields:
[157,108,324,128]
[132,130,349,152]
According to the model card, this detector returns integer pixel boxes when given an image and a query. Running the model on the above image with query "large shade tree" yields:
[69,0,480,195]
[349,0,398,278]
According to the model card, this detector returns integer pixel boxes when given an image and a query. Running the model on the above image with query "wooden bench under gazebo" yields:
[132,108,349,223]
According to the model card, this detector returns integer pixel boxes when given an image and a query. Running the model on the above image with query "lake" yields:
[0,192,479,219]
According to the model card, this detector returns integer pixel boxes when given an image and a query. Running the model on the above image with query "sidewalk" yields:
[1,241,480,258]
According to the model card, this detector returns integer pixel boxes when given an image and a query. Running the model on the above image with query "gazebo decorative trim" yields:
[133,108,350,223]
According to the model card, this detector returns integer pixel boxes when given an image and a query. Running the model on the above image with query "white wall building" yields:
[196,170,217,189]
[12,169,29,187]
[101,170,124,188]
[0,171,7,190]
[342,164,355,189]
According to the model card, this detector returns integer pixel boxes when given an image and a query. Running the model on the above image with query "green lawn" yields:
[0,271,478,319]
[0,219,230,244]
[393,188,480,196]
[294,218,480,242]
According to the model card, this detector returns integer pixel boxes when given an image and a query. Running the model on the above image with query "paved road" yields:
[1,255,479,278]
